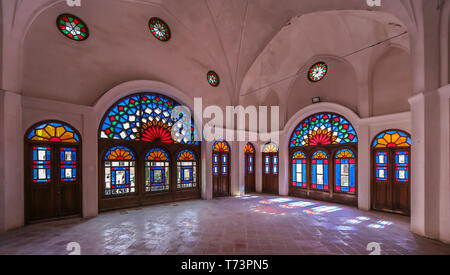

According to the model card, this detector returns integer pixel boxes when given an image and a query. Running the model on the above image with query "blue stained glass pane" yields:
[336,164,341,187]
[324,164,328,186]
[312,164,316,184]
[350,164,355,187]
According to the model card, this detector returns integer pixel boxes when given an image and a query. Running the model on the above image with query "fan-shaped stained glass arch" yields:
[27,122,80,143]
[149,17,171,41]
[213,141,230,152]
[308,62,327,82]
[313,151,328,159]
[263,143,279,153]
[290,113,358,147]
[57,14,89,41]
[178,150,196,161]
[105,146,135,161]
[372,130,411,148]
[99,93,199,145]
[245,143,255,154]
[146,148,169,161]
[293,151,306,159]
[336,149,355,159]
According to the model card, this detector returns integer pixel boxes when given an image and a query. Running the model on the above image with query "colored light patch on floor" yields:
[259,198,294,204]
[236,195,260,200]
[345,216,371,224]
[279,201,316,209]
[250,205,288,216]
[368,220,393,229]
[304,206,343,215]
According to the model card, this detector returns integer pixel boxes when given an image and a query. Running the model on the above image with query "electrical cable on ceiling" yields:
[244,30,408,96]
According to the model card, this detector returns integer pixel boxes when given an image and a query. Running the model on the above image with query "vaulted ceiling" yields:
[2,0,418,117]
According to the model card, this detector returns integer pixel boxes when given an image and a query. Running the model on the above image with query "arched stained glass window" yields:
[57,14,89,41]
[177,150,197,189]
[290,113,357,147]
[292,151,307,187]
[104,146,135,195]
[145,149,170,192]
[99,93,199,144]
[245,143,255,154]
[372,130,411,148]
[263,143,279,153]
[312,151,328,190]
[27,122,80,143]
[335,149,356,193]
[149,17,171,41]
[213,141,230,152]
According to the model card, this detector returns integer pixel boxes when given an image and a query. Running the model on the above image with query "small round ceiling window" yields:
[149,17,171,41]
[207,71,220,87]
[308,62,328,82]
[57,14,89,41]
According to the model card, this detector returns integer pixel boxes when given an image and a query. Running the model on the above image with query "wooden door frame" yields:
[98,139,201,211]
[24,120,83,224]
[370,129,411,216]
[244,151,256,193]
[262,152,279,194]
[288,144,358,206]
[212,150,231,197]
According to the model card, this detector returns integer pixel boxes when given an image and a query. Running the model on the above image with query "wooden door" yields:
[372,148,410,215]
[262,153,279,194]
[213,152,230,197]
[245,152,255,193]
[26,144,81,223]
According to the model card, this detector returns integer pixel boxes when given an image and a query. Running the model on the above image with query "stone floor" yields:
[1,194,450,255]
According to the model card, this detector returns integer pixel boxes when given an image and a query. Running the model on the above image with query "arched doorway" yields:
[24,121,82,223]
[372,130,411,215]
[98,93,201,211]
[244,143,256,193]
[212,141,230,197]
[262,142,279,195]
[289,113,358,205]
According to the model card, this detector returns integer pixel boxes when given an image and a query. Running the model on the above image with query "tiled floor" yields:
[1,194,450,255]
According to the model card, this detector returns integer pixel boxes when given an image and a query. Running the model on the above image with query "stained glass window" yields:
[99,93,199,145]
[177,150,197,189]
[27,122,80,143]
[57,14,89,41]
[395,151,409,182]
[263,143,279,153]
[335,149,356,193]
[375,152,388,181]
[32,147,51,183]
[213,141,230,152]
[312,151,328,190]
[248,154,254,174]
[222,154,229,175]
[149,17,171,41]
[308,62,328,82]
[60,148,77,182]
[213,153,220,176]
[372,130,411,148]
[273,155,279,175]
[104,146,135,195]
[245,143,255,154]
[264,155,271,175]
[290,113,357,147]
[207,71,220,87]
[145,149,170,192]
[292,151,307,188]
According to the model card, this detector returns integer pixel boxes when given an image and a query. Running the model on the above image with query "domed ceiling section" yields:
[239,10,410,129]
